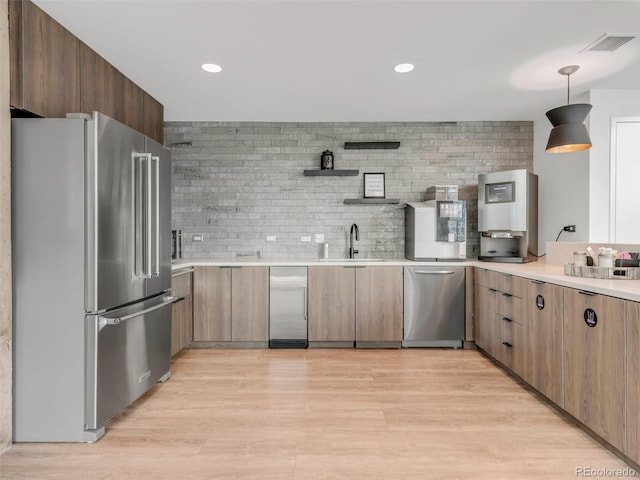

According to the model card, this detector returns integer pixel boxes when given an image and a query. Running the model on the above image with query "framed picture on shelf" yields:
[364,173,386,198]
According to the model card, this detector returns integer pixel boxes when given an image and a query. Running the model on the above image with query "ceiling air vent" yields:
[583,34,636,52]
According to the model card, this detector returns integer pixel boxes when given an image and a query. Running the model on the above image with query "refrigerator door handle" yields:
[152,155,160,277]
[134,153,153,279]
[99,295,176,326]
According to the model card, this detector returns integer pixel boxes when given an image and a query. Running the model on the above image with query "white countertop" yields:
[172,258,640,302]
[172,258,473,268]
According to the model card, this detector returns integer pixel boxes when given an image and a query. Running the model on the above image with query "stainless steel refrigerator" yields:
[12,112,173,442]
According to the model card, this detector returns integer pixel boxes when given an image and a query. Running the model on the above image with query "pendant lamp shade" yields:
[545,65,592,154]
[545,104,592,153]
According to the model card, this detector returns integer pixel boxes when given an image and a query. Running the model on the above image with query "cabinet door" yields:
[193,267,232,341]
[79,43,121,121]
[231,267,269,342]
[171,296,192,356]
[355,266,403,342]
[626,300,640,464]
[308,267,355,342]
[474,284,498,356]
[524,280,564,406]
[563,288,625,451]
[143,91,164,144]
[171,272,193,356]
[495,294,522,371]
[13,0,80,117]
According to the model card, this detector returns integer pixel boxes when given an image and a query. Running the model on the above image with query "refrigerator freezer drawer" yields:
[85,295,173,430]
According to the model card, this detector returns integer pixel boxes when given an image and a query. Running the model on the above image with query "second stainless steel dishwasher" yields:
[269,266,308,348]
[403,266,465,348]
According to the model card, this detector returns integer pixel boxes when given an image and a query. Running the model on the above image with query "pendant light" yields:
[545,65,592,153]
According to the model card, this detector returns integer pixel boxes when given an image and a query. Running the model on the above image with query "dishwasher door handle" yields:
[303,287,307,321]
[414,270,455,275]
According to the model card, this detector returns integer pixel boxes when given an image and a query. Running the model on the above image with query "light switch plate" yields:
[301,236,312,243]
[193,234,203,242]
[266,235,277,242]
[314,233,325,243]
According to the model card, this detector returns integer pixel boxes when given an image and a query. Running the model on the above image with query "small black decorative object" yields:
[320,150,334,170]
[536,294,545,310]
[584,308,597,328]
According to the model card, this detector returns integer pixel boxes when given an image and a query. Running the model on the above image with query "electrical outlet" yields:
[300,236,312,243]
[564,225,576,232]
[266,235,277,242]
[192,234,203,242]
[314,233,325,243]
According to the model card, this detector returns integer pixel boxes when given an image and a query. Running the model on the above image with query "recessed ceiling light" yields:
[201,63,222,73]
[394,63,415,73]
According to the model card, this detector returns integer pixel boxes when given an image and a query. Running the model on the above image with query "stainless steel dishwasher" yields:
[269,266,308,348]
[403,266,465,348]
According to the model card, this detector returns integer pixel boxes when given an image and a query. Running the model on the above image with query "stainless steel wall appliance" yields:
[172,229,183,260]
[269,267,308,348]
[478,169,538,263]
[403,266,465,348]
[405,200,467,261]
[12,112,173,442]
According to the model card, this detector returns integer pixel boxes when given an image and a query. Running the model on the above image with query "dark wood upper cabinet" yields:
[10,0,164,143]
[10,0,81,117]
[143,91,164,144]
[79,43,121,121]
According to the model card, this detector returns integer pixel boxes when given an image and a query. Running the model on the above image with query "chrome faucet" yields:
[349,223,359,258]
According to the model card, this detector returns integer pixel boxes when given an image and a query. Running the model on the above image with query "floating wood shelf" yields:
[343,198,401,205]
[303,169,359,176]
[344,141,400,150]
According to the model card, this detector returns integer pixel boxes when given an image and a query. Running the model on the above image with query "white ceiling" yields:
[32,0,640,122]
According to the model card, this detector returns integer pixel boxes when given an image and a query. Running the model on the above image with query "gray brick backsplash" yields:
[166,121,533,260]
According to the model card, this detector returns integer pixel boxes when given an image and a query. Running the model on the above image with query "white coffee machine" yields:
[405,198,467,261]
[478,169,538,263]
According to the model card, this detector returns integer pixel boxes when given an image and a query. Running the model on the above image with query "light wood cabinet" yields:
[563,288,625,451]
[523,280,564,406]
[192,266,268,343]
[308,266,355,342]
[230,267,269,342]
[474,269,526,371]
[626,300,640,464]
[171,270,193,356]
[193,267,232,341]
[355,266,403,343]
[308,265,402,345]
[474,283,498,356]
[10,0,80,117]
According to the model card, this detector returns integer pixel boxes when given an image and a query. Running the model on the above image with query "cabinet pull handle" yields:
[531,280,545,285]
[173,296,186,304]
[578,290,597,296]
[502,292,513,298]
[502,341,513,348]
[502,317,512,323]
[488,288,498,292]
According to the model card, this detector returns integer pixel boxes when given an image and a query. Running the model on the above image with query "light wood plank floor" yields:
[0,349,636,479]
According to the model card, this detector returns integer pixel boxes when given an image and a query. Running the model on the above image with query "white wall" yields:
[534,89,640,251]
[533,92,590,254]
[588,90,640,241]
